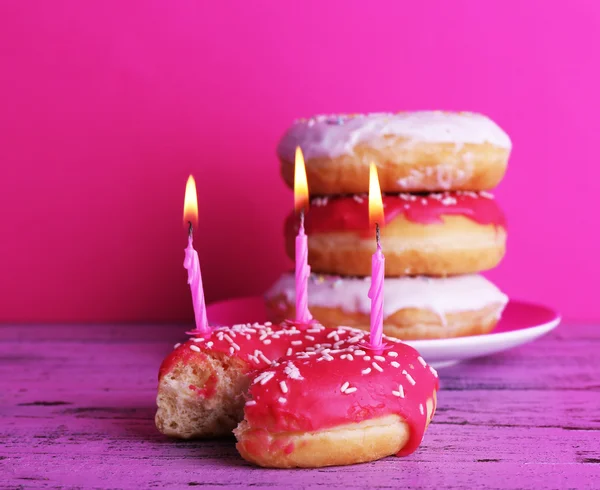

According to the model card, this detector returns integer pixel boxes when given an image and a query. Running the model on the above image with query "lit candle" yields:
[368,163,385,349]
[294,147,313,324]
[183,175,209,335]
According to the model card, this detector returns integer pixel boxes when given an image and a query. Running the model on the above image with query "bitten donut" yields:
[277,111,511,195]
[156,323,439,467]
[285,191,507,277]
[265,273,509,340]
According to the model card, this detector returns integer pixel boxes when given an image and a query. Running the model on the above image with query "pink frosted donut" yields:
[278,111,511,194]
[155,322,439,468]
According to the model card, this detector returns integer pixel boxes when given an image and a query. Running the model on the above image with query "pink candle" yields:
[368,224,385,349]
[294,147,312,324]
[183,175,209,335]
[184,226,209,334]
[295,212,312,323]
[368,163,385,349]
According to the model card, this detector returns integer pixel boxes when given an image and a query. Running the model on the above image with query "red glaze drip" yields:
[288,192,505,235]
[158,323,439,457]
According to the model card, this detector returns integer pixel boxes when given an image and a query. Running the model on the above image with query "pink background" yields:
[1,1,598,323]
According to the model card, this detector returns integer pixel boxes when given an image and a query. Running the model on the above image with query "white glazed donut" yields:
[277,111,511,194]
[265,273,508,340]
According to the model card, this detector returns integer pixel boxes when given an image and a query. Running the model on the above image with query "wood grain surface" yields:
[1,323,599,489]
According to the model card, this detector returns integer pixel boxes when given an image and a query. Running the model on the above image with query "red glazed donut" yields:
[285,191,507,277]
[155,322,439,467]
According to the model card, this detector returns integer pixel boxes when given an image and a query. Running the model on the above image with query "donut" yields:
[284,191,507,277]
[235,329,438,468]
[155,322,439,467]
[277,111,511,195]
[265,273,508,340]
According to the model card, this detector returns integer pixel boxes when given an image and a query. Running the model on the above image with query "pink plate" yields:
[206,297,561,369]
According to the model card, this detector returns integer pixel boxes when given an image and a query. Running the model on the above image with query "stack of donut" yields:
[266,111,511,340]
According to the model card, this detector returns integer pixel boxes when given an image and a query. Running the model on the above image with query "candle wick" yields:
[376,222,381,246]
[188,220,193,238]
[299,209,305,229]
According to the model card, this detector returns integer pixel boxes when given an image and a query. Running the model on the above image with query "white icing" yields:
[277,111,512,161]
[265,273,508,320]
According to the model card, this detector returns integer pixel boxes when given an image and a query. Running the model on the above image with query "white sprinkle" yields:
[430,366,438,378]
[224,334,234,344]
[286,348,293,356]
[307,328,322,333]
[305,335,315,341]
[278,397,287,404]
[173,343,181,349]
[353,195,364,203]
[190,345,201,352]
[364,356,371,361]
[245,334,251,340]
[191,337,205,343]
[340,354,347,360]
[258,352,271,365]
[229,347,235,355]
[391,361,400,368]
[417,356,427,367]
[399,385,405,398]
[265,322,272,326]
[346,354,354,361]
[259,334,268,341]
[304,346,315,352]
[260,372,275,385]
[344,387,357,394]
[372,362,383,372]
[253,371,274,385]
[402,370,416,385]
[327,331,338,339]
[284,362,304,380]
[374,355,386,362]
[291,340,303,346]
[419,404,424,415]
[388,351,398,358]
[245,400,257,406]
[206,341,214,348]
[263,339,272,345]
[362,368,372,375]
[340,381,350,393]
[280,381,288,394]
[354,350,366,356]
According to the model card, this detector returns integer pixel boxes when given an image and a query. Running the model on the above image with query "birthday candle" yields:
[368,163,385,349]
[183,175,209,334]
[294,147,312,324]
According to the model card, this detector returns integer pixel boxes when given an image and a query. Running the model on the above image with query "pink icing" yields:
[159,323,439,457]
[289,192,506,235]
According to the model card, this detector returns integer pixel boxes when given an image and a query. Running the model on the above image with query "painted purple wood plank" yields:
[1,323,599,489]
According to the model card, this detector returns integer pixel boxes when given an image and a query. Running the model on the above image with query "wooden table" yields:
[1,323,599,489]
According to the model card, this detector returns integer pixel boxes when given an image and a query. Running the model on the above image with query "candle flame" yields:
[183,175,198,227]
[369,163,384,227]
[294,146,309,212]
